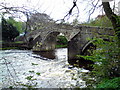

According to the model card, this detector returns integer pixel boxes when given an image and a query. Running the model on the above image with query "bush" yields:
[97,77,120,88]
[81,16,113,27]
[78,15,120,88]
[57,35,67,44]
[7,17,24,33]
[2,17,20,41]
[78,36,120,88]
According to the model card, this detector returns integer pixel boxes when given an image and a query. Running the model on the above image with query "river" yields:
[0,48,89,88]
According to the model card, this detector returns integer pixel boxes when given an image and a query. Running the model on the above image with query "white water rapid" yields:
[0,48,89,88]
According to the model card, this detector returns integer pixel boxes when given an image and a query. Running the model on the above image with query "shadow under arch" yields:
[79,38,112,70]
[77,40,96,70]
[28,35,42,49]
[41,31,68,50]
[81,40,96,55]
[81,38,110,55]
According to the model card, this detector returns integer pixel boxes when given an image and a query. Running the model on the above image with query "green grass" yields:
[36,72,40,76]
[31,63,38,65]
[0,47,18,50]
[1,40,24,44]
[29,70,35,73]
[25,76,33,80]
[13,41,24,44]
[55,44,67,48]
[0,40,26,50]
[25,76,37,81]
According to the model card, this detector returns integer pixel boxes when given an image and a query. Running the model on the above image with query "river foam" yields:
[0,48,88,88]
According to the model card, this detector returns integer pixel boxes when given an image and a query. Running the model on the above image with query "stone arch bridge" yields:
[23,23,114,64]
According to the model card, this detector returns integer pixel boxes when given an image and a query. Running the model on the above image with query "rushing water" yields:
[0,48,89,88]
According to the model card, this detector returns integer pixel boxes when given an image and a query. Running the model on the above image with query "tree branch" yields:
[102,2,118,28]
[61,0,79,22]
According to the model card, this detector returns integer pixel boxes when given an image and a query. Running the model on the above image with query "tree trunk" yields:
[102,2,120,44]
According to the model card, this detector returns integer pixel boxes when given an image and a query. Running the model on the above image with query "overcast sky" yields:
[0,0,119,23]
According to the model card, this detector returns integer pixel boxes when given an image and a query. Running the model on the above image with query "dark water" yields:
[33,48,94,70]
[33,50,56,59]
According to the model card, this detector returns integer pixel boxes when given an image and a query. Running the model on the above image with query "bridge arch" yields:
[32,31,68,51]
[28,35,42,49]
[81,40,96,55]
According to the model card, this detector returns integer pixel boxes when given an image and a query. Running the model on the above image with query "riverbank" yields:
[0,41,29,50]
[55,44,67,48]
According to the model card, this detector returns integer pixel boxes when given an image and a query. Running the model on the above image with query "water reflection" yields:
[33,50,55,59]
[32,48,93,70]
[32,48,68,60]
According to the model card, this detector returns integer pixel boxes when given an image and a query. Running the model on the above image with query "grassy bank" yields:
[0,41,28,50]
[55,44,67,48]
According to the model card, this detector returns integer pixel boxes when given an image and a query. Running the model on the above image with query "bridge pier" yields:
[68,32,83,65]
[32,32,59,51]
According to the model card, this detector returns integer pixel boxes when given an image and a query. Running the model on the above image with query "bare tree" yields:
[65,0,120,44]
[0,2,40,43]
[102,2,120,41]
[28,13,54,31]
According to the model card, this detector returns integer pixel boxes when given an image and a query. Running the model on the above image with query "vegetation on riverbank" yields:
[0,47,18,50]
[2,17,20,42]
[76,16,120,89]
[0,41,27,50]
[97,77,120,88]
[78,36,120,88]
[55,44,67,48]
[81,15,113,27]
[56,35,68,48]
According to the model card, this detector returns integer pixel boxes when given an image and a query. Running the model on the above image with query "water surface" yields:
[0,48,89,88]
